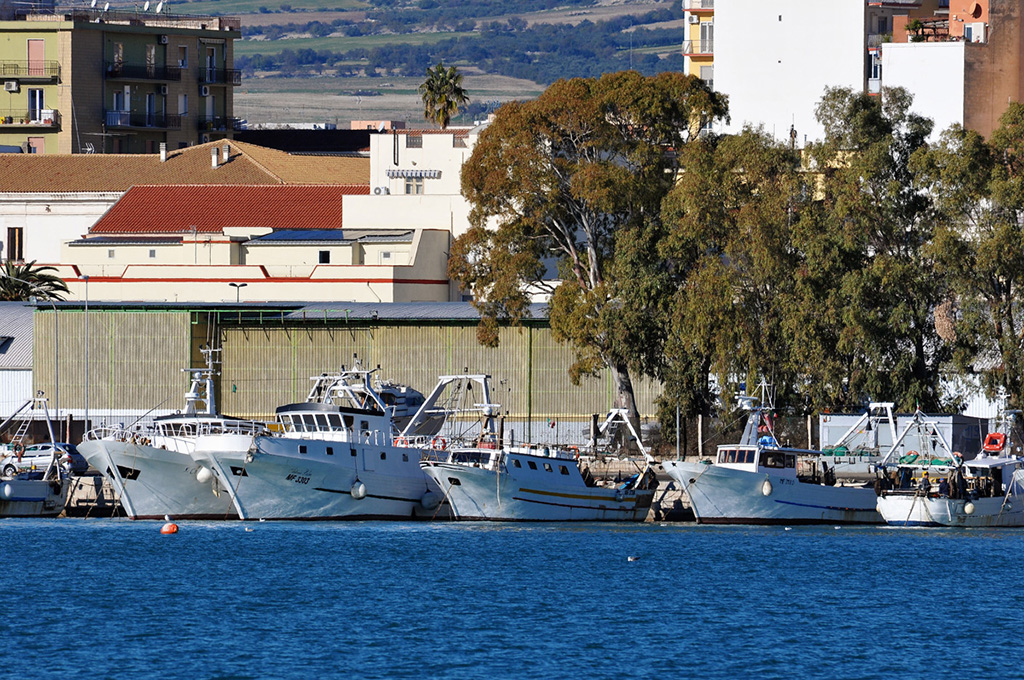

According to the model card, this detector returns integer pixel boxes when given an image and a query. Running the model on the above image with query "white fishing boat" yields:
[662,388,889,525]
[77,347,267,520]
[875,411,1024,527]
[0,397,70,518]
[190,360,444,520]
[417,376,658,522]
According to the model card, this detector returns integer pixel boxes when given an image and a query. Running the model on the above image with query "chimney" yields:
[222,143,229,162]
[159,142,167,162]
[211,146,218,168]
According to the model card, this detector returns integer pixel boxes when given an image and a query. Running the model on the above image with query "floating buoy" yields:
[761,479,773,496]
[784,527,792,531]
[244,527,254,532]
[627,556,639,562]
[420,490,440,511]
[160,522,178,534]
[259,518,266,522]
[834,526,841,530]
[351,480,367,500]
[196,466,213,484]
[964,501,976,515]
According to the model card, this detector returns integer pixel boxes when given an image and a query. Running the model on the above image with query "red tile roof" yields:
[90,184,370,234]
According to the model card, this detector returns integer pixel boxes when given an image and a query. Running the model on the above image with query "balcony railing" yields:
[197,67,242,86]
[105,61,182,81]
[0,109,60,127]
[105,110,181,129]
[682,40,714,55]
[197,115,243,132]
[686,0,714,8]
[0,60,60,80]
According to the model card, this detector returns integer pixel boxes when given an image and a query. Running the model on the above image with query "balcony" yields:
[197,67,242,86]
[197,115,243,132]
[0,60,60,82]
[105,110,181,129]
[105,61,182,81]
[682,40,714,55]
[0,109,61,128]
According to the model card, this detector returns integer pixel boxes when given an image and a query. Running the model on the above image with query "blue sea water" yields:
[1,520,1022,680]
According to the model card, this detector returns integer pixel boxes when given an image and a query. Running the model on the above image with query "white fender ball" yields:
[762,479,773,497]
[196,466,213,484]
[420,490,440,510]
[964,501,976,515]
[1,483,11,499]
[351,481,367,500]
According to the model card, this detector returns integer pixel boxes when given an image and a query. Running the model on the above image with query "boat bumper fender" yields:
[964,501,976,515]
[762,478,773,496]
[195,466,213,484]
[420,490,440,510]
[351,480,367,500]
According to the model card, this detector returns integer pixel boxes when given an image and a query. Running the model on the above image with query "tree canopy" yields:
[0,260,69,301]
[419,61,470,129]
[452,70,728,422]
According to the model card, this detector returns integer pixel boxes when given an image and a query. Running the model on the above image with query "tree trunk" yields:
[609,360,642,449]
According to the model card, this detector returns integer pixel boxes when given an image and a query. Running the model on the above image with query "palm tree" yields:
[419,61,470,130]
[0,260,69,301]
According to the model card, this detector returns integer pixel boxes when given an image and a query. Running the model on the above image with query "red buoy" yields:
[160,522,179,534]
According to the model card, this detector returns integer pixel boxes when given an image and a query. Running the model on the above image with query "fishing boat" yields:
[875,411,1024,527]
[189,360,444,520]
[416,375,658,522]
[662,387,888,525]
[77,347,267,520]
[0,397,70,518]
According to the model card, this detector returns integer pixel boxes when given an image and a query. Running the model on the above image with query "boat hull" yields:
[663,460,881,525]
[77,439,237,520]
[876,494,1024,527]
[0,477,68,518]
[192,435,445,520]
[421,461,655,522]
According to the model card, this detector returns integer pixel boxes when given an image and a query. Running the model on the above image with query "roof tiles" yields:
[90,184,369,234]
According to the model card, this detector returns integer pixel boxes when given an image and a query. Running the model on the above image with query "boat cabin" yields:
[275,403,390,443]
[716,445,796,472]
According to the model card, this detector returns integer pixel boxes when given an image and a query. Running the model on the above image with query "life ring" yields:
[394,436,409,447]
[899,452,919,465]
[431,437,446,450]
[983,432,1006,452]
[567,445,579,461]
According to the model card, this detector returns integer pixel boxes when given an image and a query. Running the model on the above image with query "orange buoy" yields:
[160,522,179,534]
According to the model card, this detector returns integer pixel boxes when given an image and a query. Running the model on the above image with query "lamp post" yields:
[228,282,247,303]
[81,274,89,433]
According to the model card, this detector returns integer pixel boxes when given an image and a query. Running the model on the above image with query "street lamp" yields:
[81,274,89,433]
[228,282,247,303]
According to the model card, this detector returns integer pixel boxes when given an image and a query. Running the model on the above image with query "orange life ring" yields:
[431,437,446,450]
[567,445,580,461]
[394,436,409,447]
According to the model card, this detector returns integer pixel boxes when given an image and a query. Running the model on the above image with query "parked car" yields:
[1,442,89,476]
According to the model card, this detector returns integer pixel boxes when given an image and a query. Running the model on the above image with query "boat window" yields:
[302,415,318,431]
[726,450,737,464]
[290,416,306,433]
[746,451,756,464]
[380,452,386,460]
[761,452,786,468]
[528,461,537,470]
[786,454,796,468]
[513,459,521,468]
[299,445,307,454]
[350,448,357,457]
[314,414,330,431]
[559,465,569,475]
[327,414,344,431]
[361,420,369,432]
[402,453,408,462]
[544,463,552,472]
[326,447,334,456]
[343,415,354,428]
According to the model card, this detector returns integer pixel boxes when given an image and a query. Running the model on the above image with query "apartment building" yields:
[682,0,715,91]
[715,0,1022,143]
[0,2,240,154]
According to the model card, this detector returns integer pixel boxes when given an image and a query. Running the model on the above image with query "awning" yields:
[386,169,441,179]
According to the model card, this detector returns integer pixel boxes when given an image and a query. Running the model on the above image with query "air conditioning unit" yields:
[200,85,210,97]
[373,186,390,195]
[3,81,18,92]
[688,14,700,24]
[159,34,169,44]
[200,133,210,143]
[159,84,168,95]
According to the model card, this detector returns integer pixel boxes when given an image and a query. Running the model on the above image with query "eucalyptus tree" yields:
[918,105,1024,407]
[451,70,728,423]
[419,61,469,129]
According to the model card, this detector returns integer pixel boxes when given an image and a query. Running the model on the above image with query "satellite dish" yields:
[143,1,150,9]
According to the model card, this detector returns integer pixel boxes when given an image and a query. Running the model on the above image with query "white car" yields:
[1,442,89,476]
